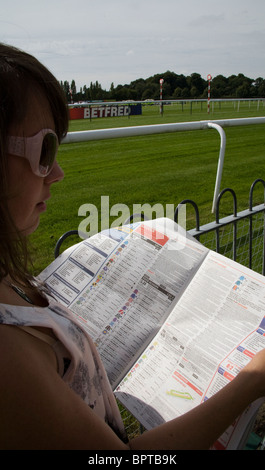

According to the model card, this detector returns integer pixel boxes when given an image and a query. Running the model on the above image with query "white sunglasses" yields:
[7,128,59,177]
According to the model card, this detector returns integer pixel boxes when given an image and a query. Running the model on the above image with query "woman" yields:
[0,43,264,450]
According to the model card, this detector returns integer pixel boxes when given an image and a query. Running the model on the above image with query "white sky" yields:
[1,0,265,90]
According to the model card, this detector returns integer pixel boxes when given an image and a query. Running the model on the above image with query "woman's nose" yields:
[45,161,64,184]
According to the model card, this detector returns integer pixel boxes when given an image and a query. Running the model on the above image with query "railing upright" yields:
[249,179,265,274]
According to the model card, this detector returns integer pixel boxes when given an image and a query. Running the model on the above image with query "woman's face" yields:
[7,92,64,236]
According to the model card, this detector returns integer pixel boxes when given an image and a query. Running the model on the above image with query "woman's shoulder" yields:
[0,320,128,450]
[0,323,58,372]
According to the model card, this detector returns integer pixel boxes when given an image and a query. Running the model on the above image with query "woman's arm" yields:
[130,365,262,450]
[132,349,265,449]
[0,325,264,450]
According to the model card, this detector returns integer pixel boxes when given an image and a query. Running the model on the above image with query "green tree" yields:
[190,86,199,98]
[181,87,190,98]
[89,81,108,101]
[211,75,228,98]
[62,80,71,102]
[109,82,115,100]
[62,70,265,103]
[186,73,206,97]
[141,82,160,100]
[70,79,76,95]
[236,83,251,98]
[226,74,253,98]
[130,79,146,100]
[252,78,265,97]
[172,87,182,99]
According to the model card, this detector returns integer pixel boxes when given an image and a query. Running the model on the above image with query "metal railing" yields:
[175,178,265,275]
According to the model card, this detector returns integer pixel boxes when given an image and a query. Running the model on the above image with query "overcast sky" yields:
[1,0,265,90]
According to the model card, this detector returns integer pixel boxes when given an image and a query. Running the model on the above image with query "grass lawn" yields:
[29,100,265,274]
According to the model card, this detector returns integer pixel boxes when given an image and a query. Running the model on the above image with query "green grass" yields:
[29,100,265,274]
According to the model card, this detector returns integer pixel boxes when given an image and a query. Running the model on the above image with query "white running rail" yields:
[62,117,265,212]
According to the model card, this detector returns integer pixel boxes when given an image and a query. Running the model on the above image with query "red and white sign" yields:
[69,105,130,120]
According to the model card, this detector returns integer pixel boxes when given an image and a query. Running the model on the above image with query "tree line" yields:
[60,71,265,103]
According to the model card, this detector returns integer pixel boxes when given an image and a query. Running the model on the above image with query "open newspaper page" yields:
[39,218,208,388]
[115,250,265,449]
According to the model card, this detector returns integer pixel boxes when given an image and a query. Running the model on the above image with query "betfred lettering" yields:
[83,105,129,119]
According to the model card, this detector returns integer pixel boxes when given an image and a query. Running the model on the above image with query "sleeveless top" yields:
[0,295,127,443]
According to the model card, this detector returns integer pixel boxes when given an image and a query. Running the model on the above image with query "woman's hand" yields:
[239,348,265,399]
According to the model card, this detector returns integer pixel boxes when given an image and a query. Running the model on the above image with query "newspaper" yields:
[39,217,265,450]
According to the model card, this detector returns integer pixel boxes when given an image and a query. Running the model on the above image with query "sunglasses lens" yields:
[39,133,58,175]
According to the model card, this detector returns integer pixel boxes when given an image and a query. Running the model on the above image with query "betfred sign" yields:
[69,103,142,120]
[85,105,129,118]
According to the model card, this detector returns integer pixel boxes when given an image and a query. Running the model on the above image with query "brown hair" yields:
[0,43,69,285]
